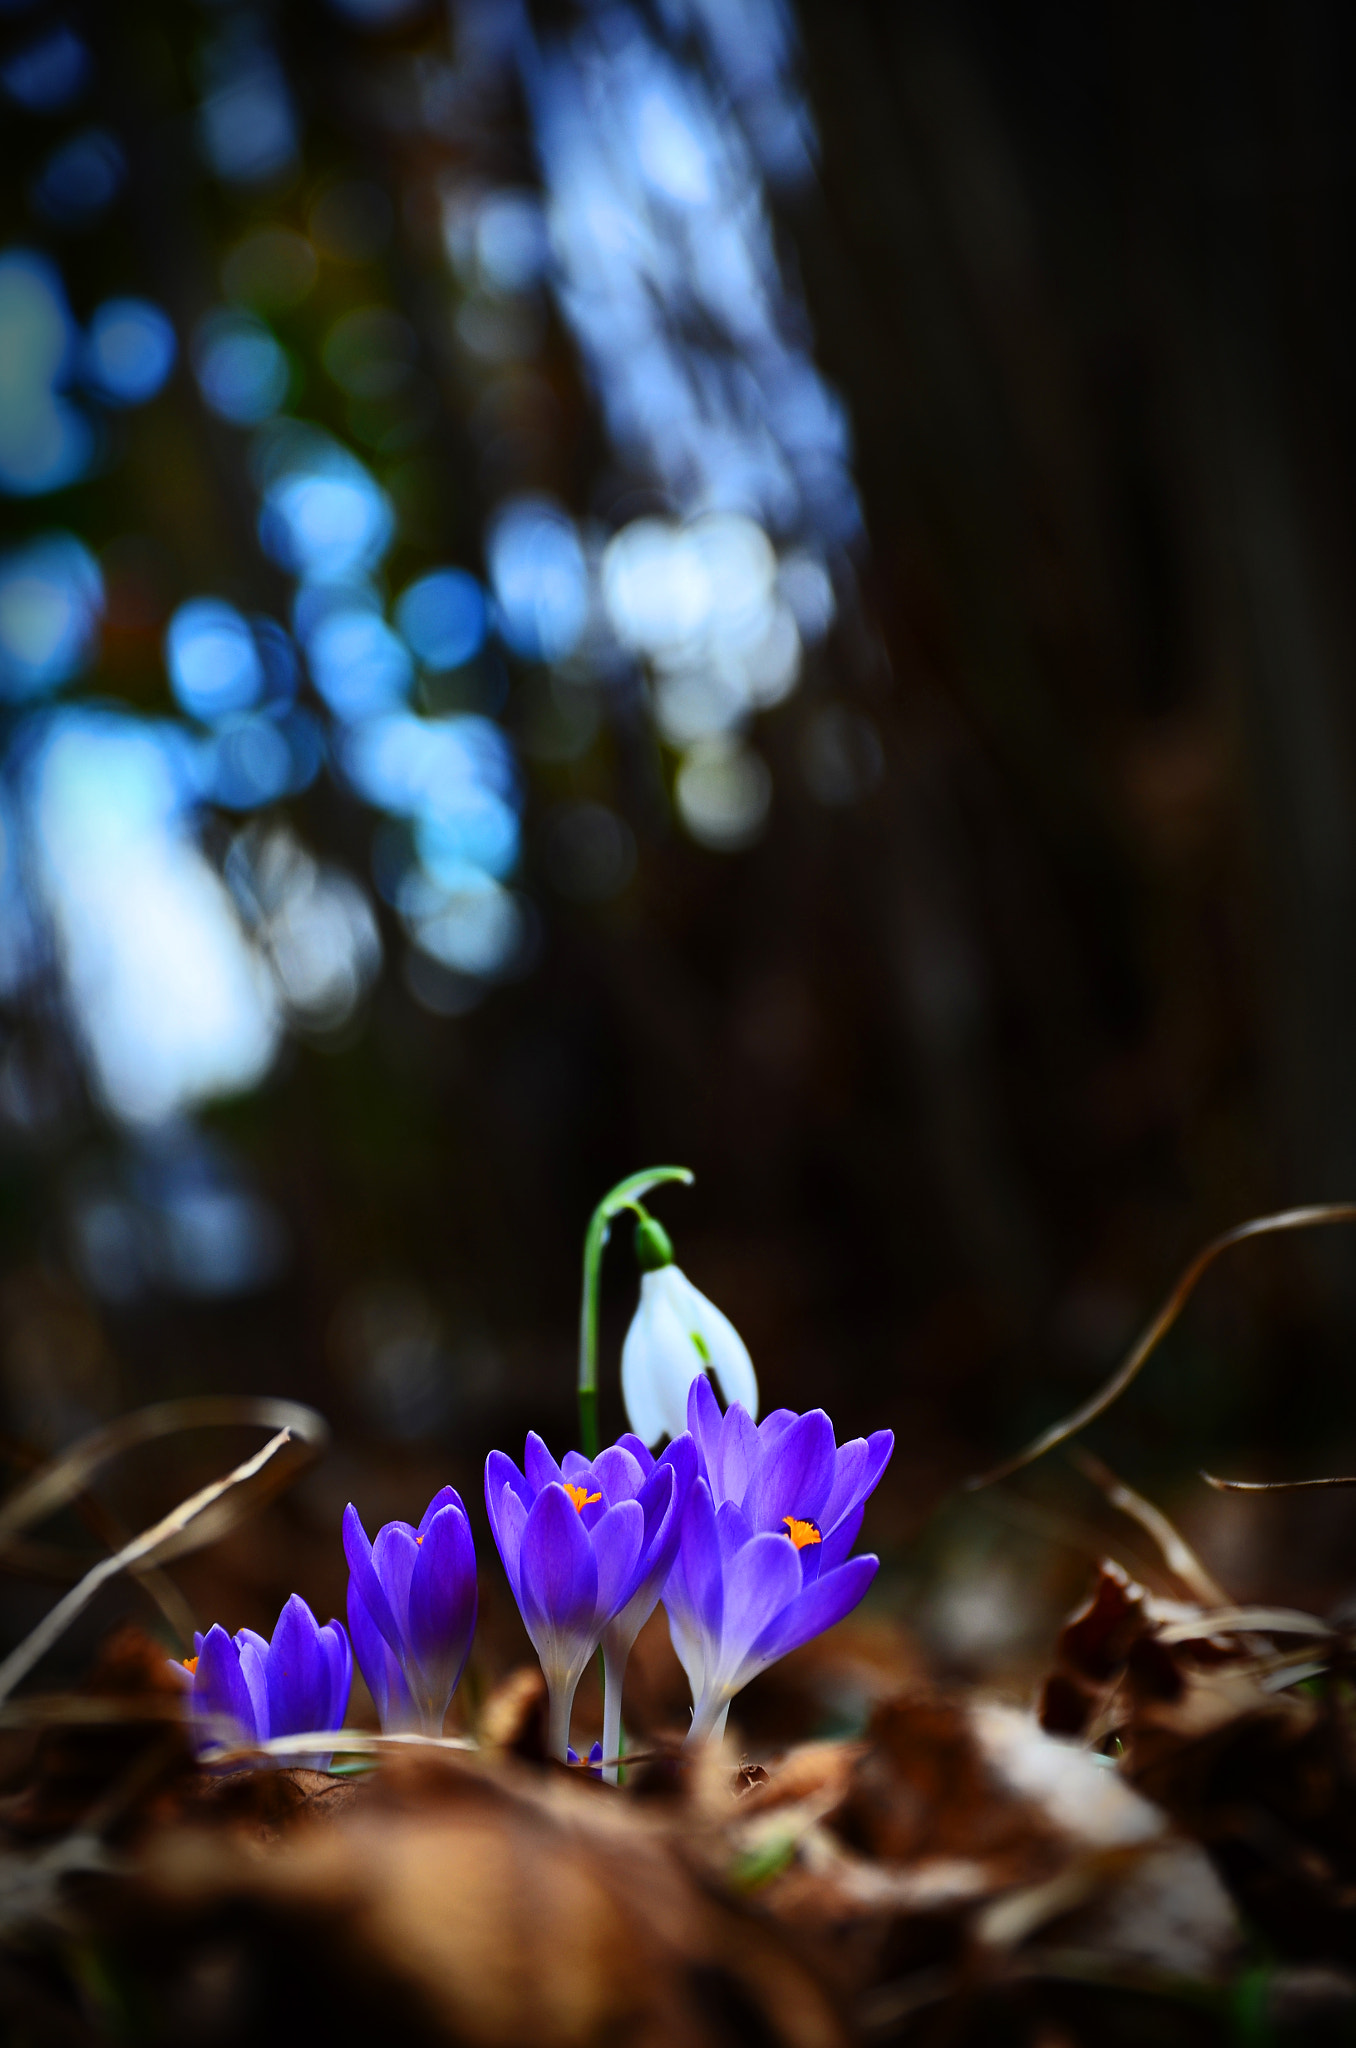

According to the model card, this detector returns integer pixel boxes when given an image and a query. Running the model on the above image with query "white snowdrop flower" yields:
[621,1220,758,1445]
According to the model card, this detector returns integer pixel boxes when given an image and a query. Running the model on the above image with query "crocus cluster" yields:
[177,1247,891,1774]
[484,1432,692,1777]
[180,1594,352,1763]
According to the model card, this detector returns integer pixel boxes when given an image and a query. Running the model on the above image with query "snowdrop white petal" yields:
[621,1263,758,1446]
[622,1269,696,1442]
[679,1273,759,1419]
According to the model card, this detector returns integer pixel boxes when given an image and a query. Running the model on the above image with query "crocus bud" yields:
[343,1486,478,1737]
[621,1262,758,1447]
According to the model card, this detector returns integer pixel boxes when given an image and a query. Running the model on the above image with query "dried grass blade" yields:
[1154,1605,1333,1643]
[969,1204,1356,1489]
[1068,1446,1229,1606]
[0,1396,326,1540]
[0,1427,293,1706]
[1202,1468,1356,1491]
[209,1729,479,1764]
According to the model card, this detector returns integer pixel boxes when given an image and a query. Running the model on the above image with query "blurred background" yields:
[2,0,1356,1720]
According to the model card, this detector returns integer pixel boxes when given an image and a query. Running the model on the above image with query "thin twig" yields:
[0,1428,294,1705]
[969,1204,1356,1489]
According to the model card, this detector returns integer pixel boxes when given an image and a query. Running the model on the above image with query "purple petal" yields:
[485,1450,533,1514]
[615,1433,656,1474]
[523,1432,564,1494]
[715,1497,754,1562]
[656,1432,698,1518]
[343,1504,404,1658]
[604,1466,679,1661]
[265,1595,333,1739]
[320,1619,353,1730]
[750,1554,878,1667]
[686,1374,723,1480]
[665,1477,722,1644]
[818,1503,864,1573]
[820,1430,894,1537]
[484,1451,530,1571]
[712,1401,761,1507]
[593,1443,646,1502]
[348,1580,414,1731]
[491,1480,528,1601]
[407,1500,478,1703]
[753,1556,880,1671]
[639,1460,679,1558]
[519,1483,599,1647]
[194,1624,259,1745]
[743,1410,836,1534]
[417,1485,466,1537]
[757,1409,799,1448]
[372,1522,419,1638]
[591,1498,645,1621]
[720,1531,803,1670]
[235,1631,269,1735]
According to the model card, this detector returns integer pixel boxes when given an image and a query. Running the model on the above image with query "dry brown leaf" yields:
[117,1750,851,2048]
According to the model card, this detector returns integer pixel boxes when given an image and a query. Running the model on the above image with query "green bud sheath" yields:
[634,1213,674,1271]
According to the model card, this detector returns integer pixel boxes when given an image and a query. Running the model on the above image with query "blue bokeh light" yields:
[341,710,516,816]
[394,568,486,672]
[207,713,296,810]
[30,128,125,229]
[305,609,412,720]
[85,298,177,407]
[326,0,427,24]
[192,309,290,425]
[475,192,550,294]
[485,496,588,662]
[415,794,520,883]
[1,26,91,112]
[251,616,300,706]
[0,532,102,696]
[30,708,281,1125]
[198,40,297,187]
[403,870,524,979]
[0,249,91,496]
[165,599,265,722]
[258,438,394,581]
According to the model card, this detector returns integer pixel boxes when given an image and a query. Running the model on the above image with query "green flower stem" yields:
[577,1165,693,1457]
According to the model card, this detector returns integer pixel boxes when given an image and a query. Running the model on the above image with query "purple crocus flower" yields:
[484,1432,687,1767]
[343,1486,478,1736]
[665,1377,893,1743]
[181,1593,352,1761]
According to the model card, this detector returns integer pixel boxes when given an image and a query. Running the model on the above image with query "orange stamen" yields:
[564,1482,602,1514]
[182,1657,198,1674]
[782,1516,822,1551]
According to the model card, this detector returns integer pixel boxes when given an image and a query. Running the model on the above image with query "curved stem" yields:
[577,1166,694,1457]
